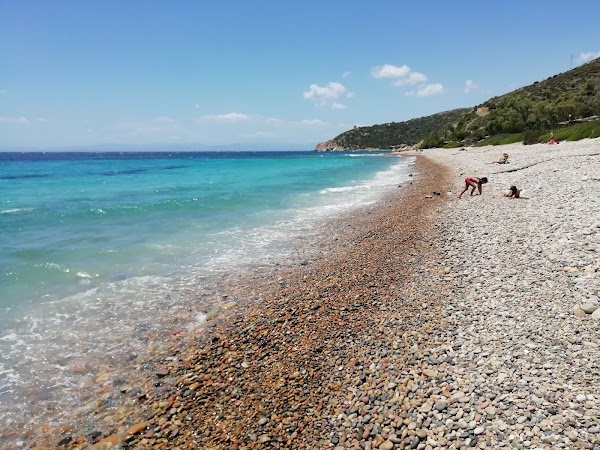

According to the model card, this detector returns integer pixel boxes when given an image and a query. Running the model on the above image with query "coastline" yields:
[21,140,600,449]
[24,156,457,449]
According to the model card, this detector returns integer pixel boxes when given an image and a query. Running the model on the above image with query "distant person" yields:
[489,153,509,164]
[458,176,488,198]
[504,185,521,198]
[549,132,559,145]
[503,185,528,199]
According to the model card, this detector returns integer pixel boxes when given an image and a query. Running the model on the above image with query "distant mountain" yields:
[314,108,470,151]
[422,57,600,147]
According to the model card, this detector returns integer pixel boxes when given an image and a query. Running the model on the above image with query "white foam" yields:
[319,185,366,194]
[76,272,95,279]
[0,208,33,214]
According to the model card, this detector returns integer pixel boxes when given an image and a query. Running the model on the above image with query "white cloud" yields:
[0,116,29,124]
[301,119,326,126]
[193,103,201,109]
[465,79,479,93]
[372,63,439,95]
[265,117,284,125]
[243,131,274,138]
[576,51,600,64]
[201,112,249,122]
[331,102,347,110]
[346,91,356,98]
[371,64,410,79]
[155,116,177,124]
[342,71,352,79]
[303,82,346,101]
[392,71,428,86]
[416,83,444,97]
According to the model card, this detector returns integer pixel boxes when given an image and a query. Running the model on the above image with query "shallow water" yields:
[0,150,414,446]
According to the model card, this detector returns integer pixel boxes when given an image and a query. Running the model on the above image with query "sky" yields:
[1,0,599,150]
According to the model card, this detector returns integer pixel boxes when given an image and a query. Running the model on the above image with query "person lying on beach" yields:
[489,153,509,164]
[503,185,528,199]
[504,185,521,198]
[458,176,488,198]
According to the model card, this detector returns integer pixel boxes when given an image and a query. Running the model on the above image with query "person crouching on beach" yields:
[504,185,522,199]
[458,176,488,198]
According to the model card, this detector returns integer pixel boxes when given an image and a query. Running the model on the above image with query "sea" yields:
[0,149,414,446]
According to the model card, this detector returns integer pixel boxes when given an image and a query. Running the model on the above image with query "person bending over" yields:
[504,185,525,199]
[458,176,488,198]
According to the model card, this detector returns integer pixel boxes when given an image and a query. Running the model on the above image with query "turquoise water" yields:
[0,150,413,443]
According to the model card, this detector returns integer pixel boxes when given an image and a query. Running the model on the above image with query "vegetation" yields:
[318,57,600,151]
[472,121,600,146]
[422,57,600,148]
[474,133,523,147]
[317,108,469,150]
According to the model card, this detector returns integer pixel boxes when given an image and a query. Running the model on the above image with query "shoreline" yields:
[23,156,457,449]
[18,140,600,449]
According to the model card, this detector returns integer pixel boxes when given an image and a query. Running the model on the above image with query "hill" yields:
[314,108,470,151]
[422,57,600,148]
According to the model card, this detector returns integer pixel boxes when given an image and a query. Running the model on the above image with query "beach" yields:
[27,140,600,449]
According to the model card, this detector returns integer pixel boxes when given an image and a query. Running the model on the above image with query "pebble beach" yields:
[23,139,600,450]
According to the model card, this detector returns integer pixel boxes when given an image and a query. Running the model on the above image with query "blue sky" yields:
[1,0,599,150]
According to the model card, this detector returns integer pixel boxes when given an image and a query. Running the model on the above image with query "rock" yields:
[379,440,394,450]
[579,303,598,314]
[126,422,147,435]
[434,400,448,411]
[257,417,268,426]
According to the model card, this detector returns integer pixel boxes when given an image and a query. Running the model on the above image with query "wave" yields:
[319,185,366,194]
[0,208,34,214]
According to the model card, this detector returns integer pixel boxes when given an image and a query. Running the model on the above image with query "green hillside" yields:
[314,108,469,151]
[422,57,600,148]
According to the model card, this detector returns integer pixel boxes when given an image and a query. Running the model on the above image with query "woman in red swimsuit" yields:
[458,176,488,198]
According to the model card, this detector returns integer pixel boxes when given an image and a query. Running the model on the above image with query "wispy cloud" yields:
[117,116,182,137]
[576,51,600,64]
[417,83,444,96]
[0,116,29,124]
[0,89,7,95]
[392,72,427,86]
[155,116,177,124]
[242,131,274,138]
[200,112,249,122]
[464,79,479,93]
[331,102,347,110]
[342,71,352,79]
[300,119,326,126]
[405,83,445,97]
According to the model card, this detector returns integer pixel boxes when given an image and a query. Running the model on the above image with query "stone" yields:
[579,303,598,314]
[126,422,147,435]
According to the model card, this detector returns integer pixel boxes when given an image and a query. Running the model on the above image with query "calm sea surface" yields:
[0,150,413,444]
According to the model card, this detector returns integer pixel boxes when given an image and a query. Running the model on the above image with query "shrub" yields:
[522,130,545,145]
